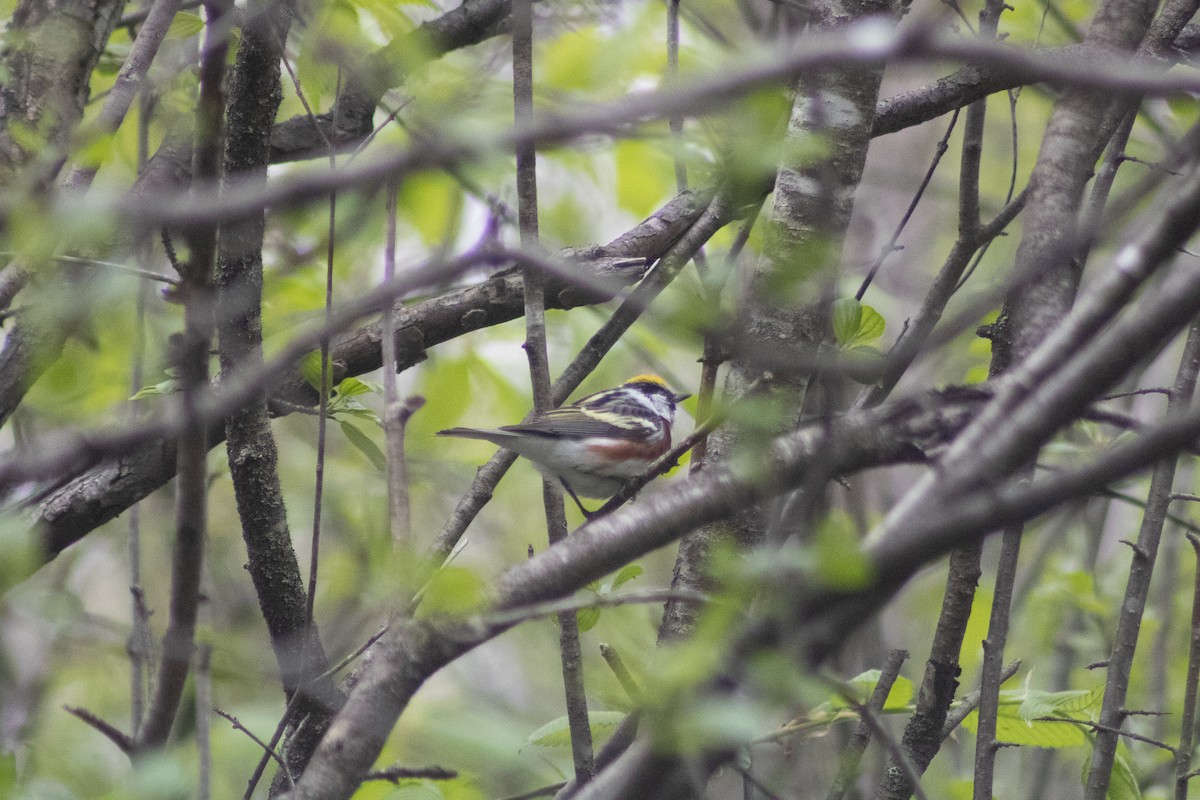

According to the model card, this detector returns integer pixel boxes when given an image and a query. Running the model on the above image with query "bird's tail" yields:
[436,427,505,441]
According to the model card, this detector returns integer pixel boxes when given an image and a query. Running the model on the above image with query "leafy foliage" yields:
[0,0,1197,799]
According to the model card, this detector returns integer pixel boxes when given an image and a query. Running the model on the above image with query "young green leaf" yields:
[522,711,626,749]
[850,304,886,348]
[300,351,331,394]
[417,567,487,617]
[1017,687,1103,721]
[335,376,376,398]
[825,670,915,711]
[576,606,601,632]
[339,406,384,426]
[339,420,387,471]
[608,563,644,592]
[166,11,205,39]
[1108,748,1142,800]
[962,706,1090,748]
[832,297,863,347]
[833,298,886,350]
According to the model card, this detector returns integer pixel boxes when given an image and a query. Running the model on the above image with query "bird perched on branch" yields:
[438,374,689,516]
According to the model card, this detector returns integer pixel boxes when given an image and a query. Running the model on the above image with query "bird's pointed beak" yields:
[673,392,691,403]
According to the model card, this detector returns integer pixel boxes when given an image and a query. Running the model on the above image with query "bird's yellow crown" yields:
[626,374,668,387]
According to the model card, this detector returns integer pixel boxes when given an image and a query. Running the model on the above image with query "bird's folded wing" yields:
[503,406,655,439]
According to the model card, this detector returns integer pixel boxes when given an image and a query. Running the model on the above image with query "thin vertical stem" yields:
[381,179,410,549]
[667,0,685,191]
[692,207,759,472]
[1085,318,1200,800]
[380,178,425,559]
[513,0,594,782]
[976,96,1133,800]
[306,73,341,636]
[127,62,155,740]
[856,109,960,301]
[196,644,213,800]
[971,522,1023,800]
[1175,533,1200,800]
[137,0,228,749]
[827,649,908,800]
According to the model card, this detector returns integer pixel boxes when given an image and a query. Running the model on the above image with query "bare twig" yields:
[512,0,593,776]
[363,765,458,782]
[380,179,409,549]
[1044,716,1178,753]
[856,109,961,300]
[216,708,295,787]
[1086,317,1200,799]
[127,108,154,735]
[692,206,760,471]
[137,0,228,748]
[731,762,784,800]
[64,706,133,754]
[196,645,213,800]
[1177,535,1200,800]
[0,253,180,285]
[385,393,425,550]
[860,702,933,800]
[826,649,908,800]
[480,589,710,629]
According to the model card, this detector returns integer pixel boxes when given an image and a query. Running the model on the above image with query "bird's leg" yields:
[559,479,596,519]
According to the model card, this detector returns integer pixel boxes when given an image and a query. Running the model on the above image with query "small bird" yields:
[438,374,690,516]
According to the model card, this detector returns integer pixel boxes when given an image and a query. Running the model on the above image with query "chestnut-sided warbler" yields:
[437,374,690,515]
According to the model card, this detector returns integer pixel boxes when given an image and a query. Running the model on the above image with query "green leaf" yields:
[523,711,626,749]
[0,752,13,795]
[336,376,375,398]
[961,683,1103,749]
[576,606,601,632]
[300,351,330,394]
[813,511,872,588]
[166,11,205,39]
[832,298,863,347]
[608,564,643,592]
[1108,751,1142,800]
[417,566,487,617]
[963,707,1090,748]
[833,298,886,350]
[131,378,181,399]
[1081,748,1142,800]
[340,406,383,426]
[854,305,885,346]
[1017,687,1103,721]
[847,670,915,711]
[356,0,418,38]
[823,670,914,712]
[339,420,386,471]
[0,514,40,599]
